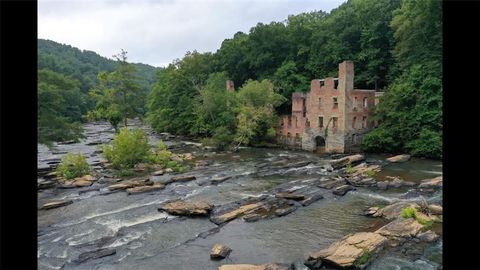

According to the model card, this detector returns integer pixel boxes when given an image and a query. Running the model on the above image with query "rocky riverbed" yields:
[38,120,442,270]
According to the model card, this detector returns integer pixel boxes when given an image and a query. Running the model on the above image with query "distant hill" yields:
[38,39,159,93]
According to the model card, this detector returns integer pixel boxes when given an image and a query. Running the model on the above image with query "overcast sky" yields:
[39,0,345,67]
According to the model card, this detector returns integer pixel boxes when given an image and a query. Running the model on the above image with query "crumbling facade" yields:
[277,61,384,153]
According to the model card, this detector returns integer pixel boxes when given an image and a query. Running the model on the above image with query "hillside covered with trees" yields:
[38,39,159,145]
[38,0,442,159]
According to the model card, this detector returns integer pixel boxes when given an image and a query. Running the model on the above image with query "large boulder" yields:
[307,232,387,269]
[40,200,73,210]
[375,217,424,238]
[386,154,411,163]
[159,200,213,216]
[210,244,232,259]
[418,175,443,189]
[218,264,291,270]
[331,154,365,169]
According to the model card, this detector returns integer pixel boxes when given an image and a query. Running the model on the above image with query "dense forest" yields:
[38,0,442,159]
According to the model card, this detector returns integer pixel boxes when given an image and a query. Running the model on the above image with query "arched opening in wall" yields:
[314,136,326,153]
[287,132,292,145]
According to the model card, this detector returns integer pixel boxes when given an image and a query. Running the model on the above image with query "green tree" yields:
[233,80,286,149]
[38,69,86,145]
[89,50,145,130]
[363,0,442,159]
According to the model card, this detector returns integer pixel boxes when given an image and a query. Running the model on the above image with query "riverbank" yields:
[38,121,442,270]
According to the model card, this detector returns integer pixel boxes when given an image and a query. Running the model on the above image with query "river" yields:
[38,120,442,270]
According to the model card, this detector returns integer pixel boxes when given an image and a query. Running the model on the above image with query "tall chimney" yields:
[338,60,354,91]
[226,80,235,92]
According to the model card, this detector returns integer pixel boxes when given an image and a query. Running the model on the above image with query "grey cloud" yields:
[39,0,345,67]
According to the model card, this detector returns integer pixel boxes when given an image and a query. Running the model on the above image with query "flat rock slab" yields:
[211,176,232,185]
[318,178,347,189]
[331,154,365,169]
[307,232,387,268]
[300,193,324,206]
[418,175,442,189]
[274,192,305,201]
[428,204,442,215]
[332,185,354,196]
[386,154,411,163]
[218,264,291,270]
[210,244,232,259]
[126,183,165,195]
[38,180,56,190]
[169,175,196,183]
[41,200,73,210]
[73,248,116,264]
[211,203,263,225]
[375,217,423,238]
[159,200,213,216]
[152,170,164,176]
[107,178,152,191]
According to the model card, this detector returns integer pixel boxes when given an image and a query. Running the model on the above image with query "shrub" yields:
[211,126,234,150]
[148,141,187,172]
[362,128,400,153]
[56,153,91,179]
[405,129,442,159]
[103,128,150,169]
[401,207,417,219]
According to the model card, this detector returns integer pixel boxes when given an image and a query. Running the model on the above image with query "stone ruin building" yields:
[276,60,384,153]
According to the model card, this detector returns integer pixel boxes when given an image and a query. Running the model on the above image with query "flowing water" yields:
[38,121,442,270]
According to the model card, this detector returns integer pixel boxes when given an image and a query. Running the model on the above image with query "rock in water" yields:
[306,232,387,268]
[375,217,424,238]
[211,176,232,185]
[210,203,262,225]
[374,202,419,220]
[152,170,164,176]
[332,185,354,196]
[126,183,165,195]
[210,244,232,259]
[386,154,411,163]
[300,193,324,206]
[330,154,365,169]
[218,264,291,270]
[40,200,73,210]
[274,192,305,201]
[169,175,196,183]
[74,248,116,264]
[159,200,213,216]
[418,175,442,189]
[428,204,443,215]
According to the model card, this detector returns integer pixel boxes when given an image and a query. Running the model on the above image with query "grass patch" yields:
[357,249,372,265]
[401,207,417,219]
[345,164,356,174]
[364,169,376,177]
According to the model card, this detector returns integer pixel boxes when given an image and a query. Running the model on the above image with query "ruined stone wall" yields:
[277,93,306,148]
[276,60,382,154]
